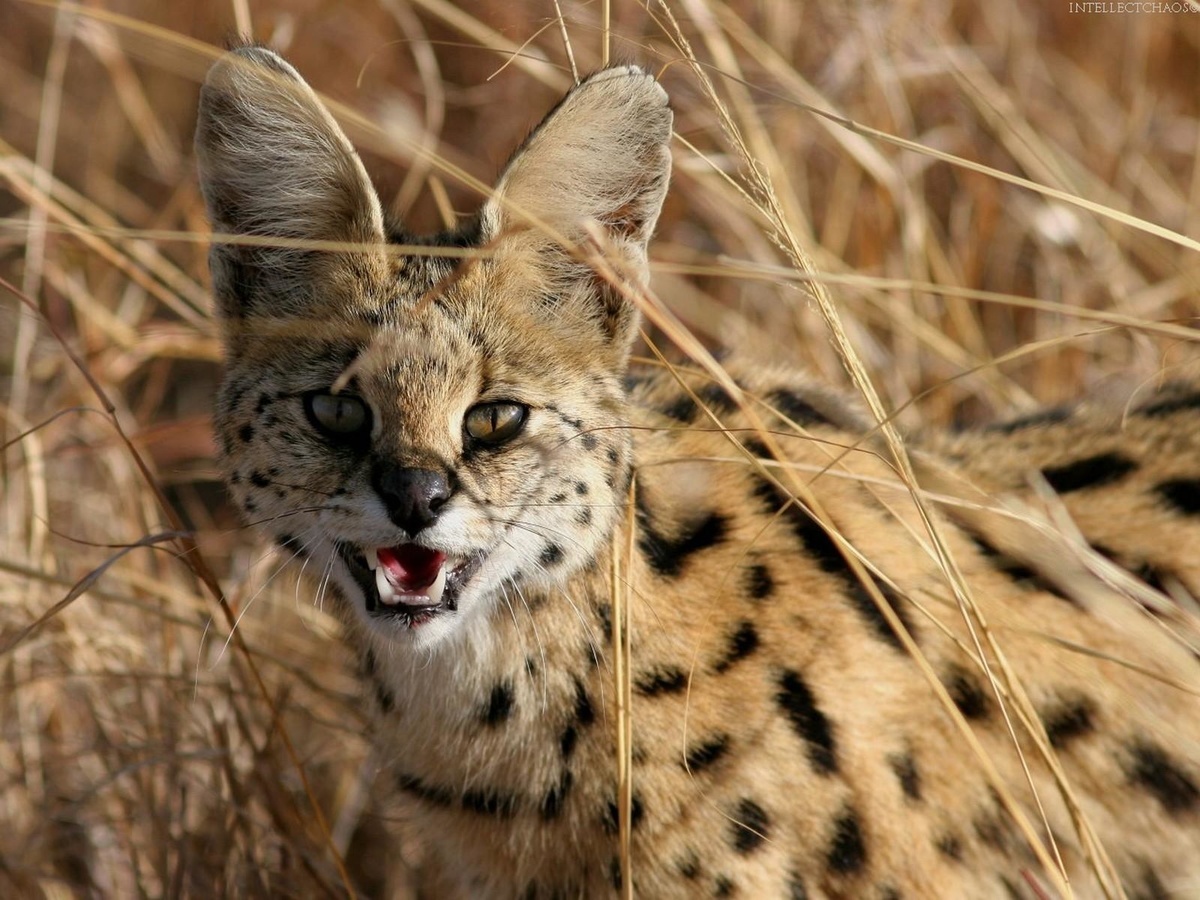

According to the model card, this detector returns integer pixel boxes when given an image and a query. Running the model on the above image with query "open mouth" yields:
[338,542,483,628]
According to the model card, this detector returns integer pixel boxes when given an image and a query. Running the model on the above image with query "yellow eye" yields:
[305,392,371,440]
[465,402,528,445]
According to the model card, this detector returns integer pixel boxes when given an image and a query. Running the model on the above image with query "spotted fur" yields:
[199,48,1200,898]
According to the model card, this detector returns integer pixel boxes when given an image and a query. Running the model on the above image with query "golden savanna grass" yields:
[1,1,1198,896]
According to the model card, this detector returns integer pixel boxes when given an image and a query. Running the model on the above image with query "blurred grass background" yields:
[0,0,1197,896]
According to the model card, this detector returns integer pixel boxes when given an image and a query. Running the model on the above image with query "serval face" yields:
[196,48,672,650]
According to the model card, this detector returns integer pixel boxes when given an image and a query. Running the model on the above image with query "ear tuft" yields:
[195,47,386,320]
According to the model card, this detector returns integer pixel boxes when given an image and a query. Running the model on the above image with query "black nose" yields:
[372,466,452,535]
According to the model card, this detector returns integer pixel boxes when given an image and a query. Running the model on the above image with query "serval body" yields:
[196,47,1200,898]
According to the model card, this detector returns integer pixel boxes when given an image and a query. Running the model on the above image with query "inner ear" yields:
[481,66,673,253]
[195,46,387,320]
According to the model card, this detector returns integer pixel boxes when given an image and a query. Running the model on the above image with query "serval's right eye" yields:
[304,392,372,443]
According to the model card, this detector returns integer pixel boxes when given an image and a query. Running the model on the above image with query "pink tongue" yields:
[378,545,446,591]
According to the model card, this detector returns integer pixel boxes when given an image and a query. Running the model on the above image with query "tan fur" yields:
[198,48,1200,899]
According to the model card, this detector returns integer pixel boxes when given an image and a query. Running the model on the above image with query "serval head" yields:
[196,47,672,650]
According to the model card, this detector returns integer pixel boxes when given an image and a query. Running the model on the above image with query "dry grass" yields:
[1,1,1198,897]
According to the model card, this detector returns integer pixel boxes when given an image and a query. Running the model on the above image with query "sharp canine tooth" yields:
[367,552,379,571]
[375,566,396,604]
[426,563,448,606]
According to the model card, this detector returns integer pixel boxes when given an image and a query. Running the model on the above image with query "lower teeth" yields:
[374,559,448,608]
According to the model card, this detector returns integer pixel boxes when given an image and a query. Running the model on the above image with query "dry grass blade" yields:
[0,530,187,656]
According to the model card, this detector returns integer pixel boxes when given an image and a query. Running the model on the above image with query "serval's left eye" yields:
[465,402,528,446]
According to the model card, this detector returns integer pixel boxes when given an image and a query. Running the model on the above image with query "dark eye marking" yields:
[303,391,372,443]
[465,402,528,446]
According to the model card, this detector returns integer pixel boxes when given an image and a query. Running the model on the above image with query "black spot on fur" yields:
[826,808,867,874]
[754,476,911,646]
[572,676,595,725]
[971,535,1076,605]
[539,543,564,567]
[249,471,270,488]
[224,378,249,409]
[635,665,687,697]
[575,508,593,526]
[559,677,595,759]
[936,834,964,861]
[788,873,809,900]
[713,621,759,673]
[395,773,454,808]
[559,726,578,760]
[1157,479,1200,515]
[373,678,395,714]
[662,394,697,422]
[254,392,272,413]
[609,858,623,892]
[880,889,902,900]
[999,876,1023,899]
[595,603,613,642]
[540,770,573,820]
[362,649,396,713]
[946,665,991,720]
[1138,391,1200,418]
[777,669,838,775]
[745,563,775,600]
[1134,863,1170,900]
[685,733,731,772]
[1127,740,1200,813]
[678,851,701,879]
[973,797,1018,853]
[624,372,651,393]
[730,798,770,854]
[713,876,735,897]
[985,407,1070,434]
[581,433,598,451]
[482,680,515,726]
[602,794,644,834]
[889,752,922,801]
[1132,562,1170,595]
[768,388,832,427]
[574,481,589,495]
[275,533,305,557]
[847,584,913,650]
[742,438,770,459]
[753,477,841,570]
[1041,696,1096,749]
[238,424,254,443]
[697,383,737,413]
[637,497,728,577]
[1041,452,1137,494]
[548,492,568,504]
[462,788,518,818]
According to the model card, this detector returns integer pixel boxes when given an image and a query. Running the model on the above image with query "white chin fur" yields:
[375,558,448,607]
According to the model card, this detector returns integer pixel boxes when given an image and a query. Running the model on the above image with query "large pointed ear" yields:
[479,66,672,353]
[195,47,387,323]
